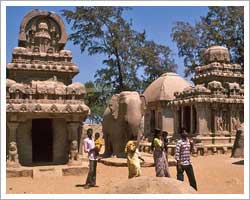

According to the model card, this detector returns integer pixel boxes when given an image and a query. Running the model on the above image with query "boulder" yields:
[231,123,244,158]
[105,176,197,194]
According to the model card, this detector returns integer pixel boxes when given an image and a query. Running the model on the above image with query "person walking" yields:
[83,128,98,189]
[162,131,169,153]
[151,128,171,177]
[175,128,197,190]
[162,130,171,174]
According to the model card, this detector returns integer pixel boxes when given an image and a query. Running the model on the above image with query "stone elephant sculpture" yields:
[102,91,146,158]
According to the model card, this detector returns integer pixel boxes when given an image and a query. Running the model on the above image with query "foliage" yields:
[139,40,177,88]
[84,81,107,123]
[171,6,244,77]
[62,7,176,94]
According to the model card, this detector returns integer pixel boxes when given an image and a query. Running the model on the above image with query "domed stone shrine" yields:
[143,72,191,138]
[143,46,244,149]
[6,10,90,167]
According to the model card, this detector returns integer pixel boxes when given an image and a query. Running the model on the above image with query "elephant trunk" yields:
[126,110,142,139]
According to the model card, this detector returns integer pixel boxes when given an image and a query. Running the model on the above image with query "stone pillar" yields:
[190,105,193,134]
[7,122,21,168]
[229,108,233,134]
[67,122,81,166]
[181,106,184,128]
[213,110,218,135]
[67,122,80,141]
[195,103,209,136]
[172,106,178,135]
[7,122,19,142]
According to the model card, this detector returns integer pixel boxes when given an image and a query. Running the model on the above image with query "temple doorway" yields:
[32,119,53,163]
[183,106,191,133]
[150,110,156,133]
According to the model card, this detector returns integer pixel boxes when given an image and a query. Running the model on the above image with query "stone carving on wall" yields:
[231,111,241,131]
[207,81,225,96]
[216,116,224,131]
[7,78,86,101]
[221,111,228,131]
[203,46,230,64]
[25,18,61,53]
[6,102,89,114]
[226,82,241,97]
[7,142,20,168]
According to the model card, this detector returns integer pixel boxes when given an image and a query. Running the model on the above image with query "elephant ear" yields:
[140,94,147,115]
[109,94,120,119]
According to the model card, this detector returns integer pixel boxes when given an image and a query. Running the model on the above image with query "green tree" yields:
[171,6,244,77]
[84,81,107,123]
[62,7,176,94]
[140,40,177,88]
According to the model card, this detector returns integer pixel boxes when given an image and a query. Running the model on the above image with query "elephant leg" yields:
[103,132,112,157]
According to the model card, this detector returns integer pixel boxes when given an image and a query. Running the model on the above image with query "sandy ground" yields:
[7,154,244,194]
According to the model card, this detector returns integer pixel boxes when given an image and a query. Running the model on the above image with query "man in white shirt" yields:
[83,128,98,189]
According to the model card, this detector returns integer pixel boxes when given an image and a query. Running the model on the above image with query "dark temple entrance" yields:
[183,106,191,133]
[32,119,53,163]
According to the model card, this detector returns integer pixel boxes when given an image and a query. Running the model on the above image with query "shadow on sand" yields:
[75,184,85,187]
[232,160,244,165]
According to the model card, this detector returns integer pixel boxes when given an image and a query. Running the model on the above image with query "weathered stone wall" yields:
[17,119,32,166]
[53,118,68,164]
[15,118,69,166]
[162,107,174,134]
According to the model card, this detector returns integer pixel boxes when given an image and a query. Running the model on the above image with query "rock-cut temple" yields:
[6,9,90,167]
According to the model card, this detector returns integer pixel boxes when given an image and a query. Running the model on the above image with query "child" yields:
[94,132,103,155]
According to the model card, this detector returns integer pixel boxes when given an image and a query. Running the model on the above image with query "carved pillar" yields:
[195,104,200,135]
[7,122,19,142]
[195,103,209,136]
[229,108,233,134]
[172,106,178,135]
[190,105,193,134]
[212,109,217,134]
[67,122,80,143]
[181,106,184,128]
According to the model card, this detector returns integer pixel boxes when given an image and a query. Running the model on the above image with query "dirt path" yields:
[7,154,244,194]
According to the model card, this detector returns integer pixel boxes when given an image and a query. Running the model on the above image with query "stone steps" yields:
[139,142,233,156]
[7,161,89,178]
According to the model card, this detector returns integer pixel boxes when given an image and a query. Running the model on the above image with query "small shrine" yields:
[171,46,244,143]
[143,72,191,139]
[6,10,90,167]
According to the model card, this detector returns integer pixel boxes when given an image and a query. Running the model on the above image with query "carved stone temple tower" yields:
[171,46,244,144]
[6,10,90,167]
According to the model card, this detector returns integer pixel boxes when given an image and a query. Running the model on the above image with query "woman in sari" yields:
[151,128,171,177]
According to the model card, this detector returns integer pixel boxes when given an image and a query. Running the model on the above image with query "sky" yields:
[6,6,209,84]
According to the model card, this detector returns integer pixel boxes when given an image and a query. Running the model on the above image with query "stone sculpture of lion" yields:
[7,142,20,168]
[69,140,79,161]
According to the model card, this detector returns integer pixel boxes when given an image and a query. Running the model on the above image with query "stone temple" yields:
[143,46,244,149]
[6,10,90,167]
[143,72,191,138]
